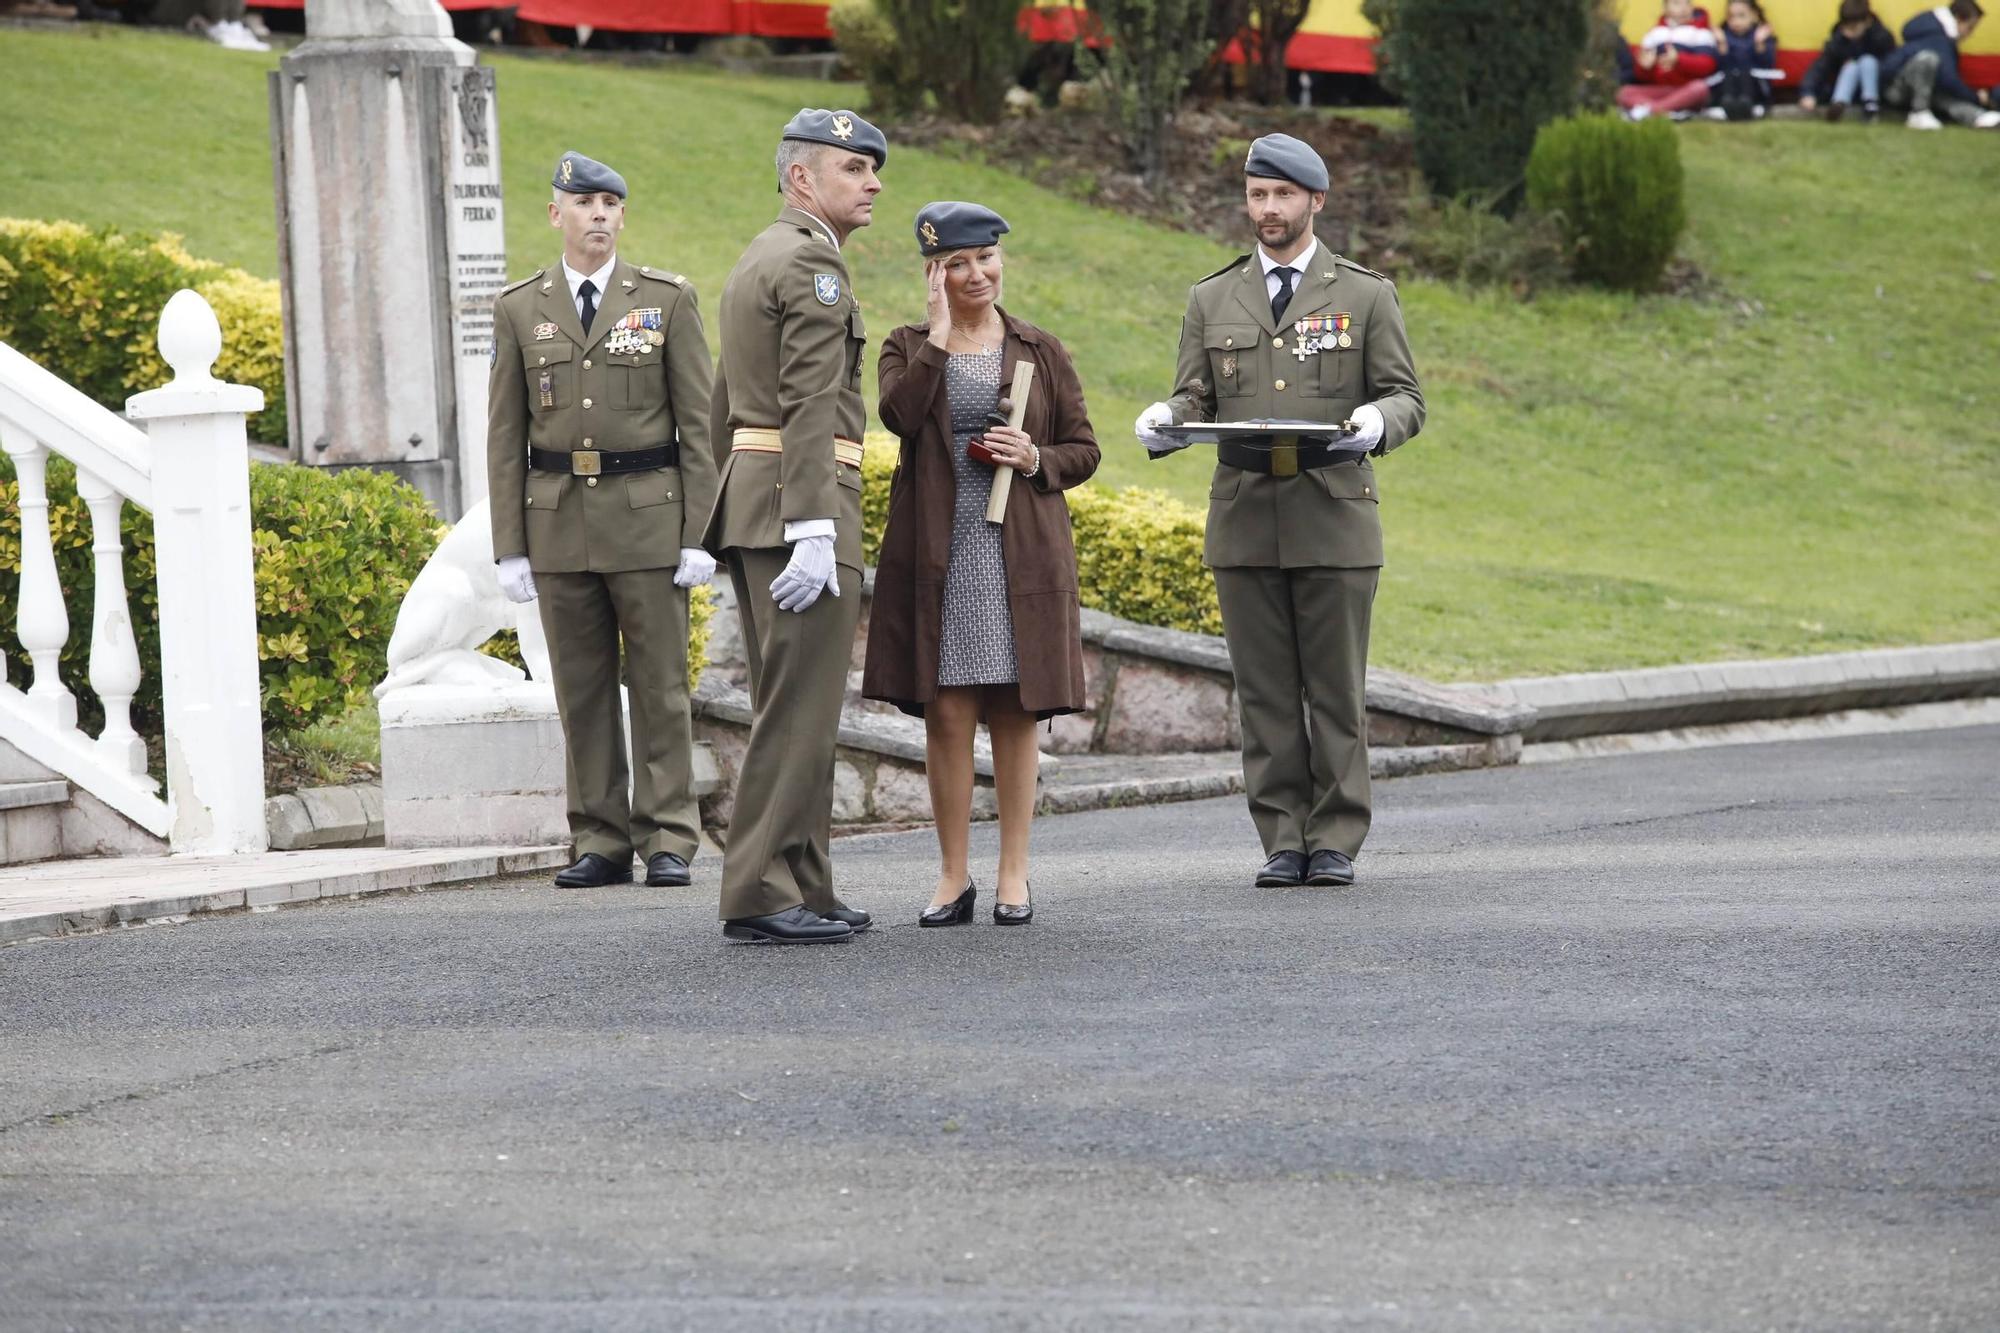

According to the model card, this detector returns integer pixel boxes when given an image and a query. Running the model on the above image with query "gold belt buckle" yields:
[571,450,602,477]
[1270,435,1299,478]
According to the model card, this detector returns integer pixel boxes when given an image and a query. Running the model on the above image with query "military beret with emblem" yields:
[553,150,627,199]
[781,107,888,169]
[1244,133,1328,192]
[914,200,1009,257]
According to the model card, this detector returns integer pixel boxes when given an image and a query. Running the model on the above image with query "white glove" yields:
[497,555,538,604]
[770,534,840,613]
[673,546,717,589]
[1346,402,1386,452]
[1135,401,1185,456]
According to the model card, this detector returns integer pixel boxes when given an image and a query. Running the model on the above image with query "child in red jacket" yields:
[1620,0,1722,119]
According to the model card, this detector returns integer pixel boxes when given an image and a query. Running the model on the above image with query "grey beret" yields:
[781,107,888,169]
[914,200,1010,256]
[552,150,627,199]
[1243,133,1328,192]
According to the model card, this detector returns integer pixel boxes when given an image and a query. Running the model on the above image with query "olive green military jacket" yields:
[702,207,871,572]
[487,257,717,574]
[1166,250,1424,569]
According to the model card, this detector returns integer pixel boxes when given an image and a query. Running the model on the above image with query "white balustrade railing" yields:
[1,290,268,855]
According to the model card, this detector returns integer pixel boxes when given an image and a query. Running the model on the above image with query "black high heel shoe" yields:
[919,881,976,927]
[993,884,1033,926]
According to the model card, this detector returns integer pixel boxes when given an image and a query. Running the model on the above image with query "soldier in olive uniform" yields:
[701,109,886,944]
[489,151,720,890]
[1137,133,1425,891]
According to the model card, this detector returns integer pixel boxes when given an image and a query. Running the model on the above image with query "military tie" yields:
[578,278,598,334]
[1270,266,1295,326]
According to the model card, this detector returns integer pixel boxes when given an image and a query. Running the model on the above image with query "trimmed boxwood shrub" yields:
[0,218,289,446]
[1526,112,1687,291]
[1368,0,1592,210]
[2,457,442,745]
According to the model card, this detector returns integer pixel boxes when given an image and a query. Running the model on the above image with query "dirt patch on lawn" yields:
[893,103,1420,272]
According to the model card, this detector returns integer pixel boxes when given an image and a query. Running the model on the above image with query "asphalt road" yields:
[2,727,1996,1331]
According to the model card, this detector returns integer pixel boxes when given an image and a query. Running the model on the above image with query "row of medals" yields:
[1294,323,1352,362]
[605,326,666,356]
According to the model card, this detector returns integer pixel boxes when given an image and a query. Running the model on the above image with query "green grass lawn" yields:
[4,26,1996,679]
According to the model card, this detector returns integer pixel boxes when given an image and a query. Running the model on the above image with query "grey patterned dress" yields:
[938,347,1018,687]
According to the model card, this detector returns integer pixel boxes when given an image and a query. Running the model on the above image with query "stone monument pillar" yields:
[268,0,506,521]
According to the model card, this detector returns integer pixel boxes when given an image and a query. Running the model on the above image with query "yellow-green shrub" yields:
[857,435,1219,635]
[0,218,289,445]
[1,456,440,749]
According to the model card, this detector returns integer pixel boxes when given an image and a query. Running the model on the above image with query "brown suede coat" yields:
[862,311,1100,718]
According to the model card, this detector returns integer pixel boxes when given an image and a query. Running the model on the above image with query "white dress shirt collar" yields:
[561,253,618,317]
[1258,237,1319,279]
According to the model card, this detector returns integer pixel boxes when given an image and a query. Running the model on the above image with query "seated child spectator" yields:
[1798,0,1897,121]
[1881,0,2000,129]
[1705,0,1783,118]
[1620,0,1722,119]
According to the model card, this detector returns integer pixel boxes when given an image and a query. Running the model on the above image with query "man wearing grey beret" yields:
[1136,132,1426,893]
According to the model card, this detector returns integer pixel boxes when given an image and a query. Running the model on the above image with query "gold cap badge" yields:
[920,220,940,247]
[560,157,574,184]
[832,113,854,140]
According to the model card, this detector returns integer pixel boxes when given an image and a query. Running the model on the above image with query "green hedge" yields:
[859,438,1220,635]
[1526,112,1686,291]
[0,218,289,446]
[2,457,442,747]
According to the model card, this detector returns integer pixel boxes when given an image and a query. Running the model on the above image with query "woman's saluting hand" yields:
[925,260,951,349]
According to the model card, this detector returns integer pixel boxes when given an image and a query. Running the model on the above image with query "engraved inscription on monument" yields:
[441,64,506,509]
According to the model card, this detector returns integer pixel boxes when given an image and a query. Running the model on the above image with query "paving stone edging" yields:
[0,846,568,946]
[1478,640,2000,742]
[265,784,385,850]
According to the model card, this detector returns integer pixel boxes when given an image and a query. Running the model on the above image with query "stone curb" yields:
[1478,639,2000,742]
[265,783,384,851]
[0,846,567,947]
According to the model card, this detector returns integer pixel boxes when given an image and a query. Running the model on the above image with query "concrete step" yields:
[2,779,73,866]
[0,780,69,812]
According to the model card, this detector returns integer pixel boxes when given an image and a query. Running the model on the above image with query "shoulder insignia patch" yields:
[813,272,841,306]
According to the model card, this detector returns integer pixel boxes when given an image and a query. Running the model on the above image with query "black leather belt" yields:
[528,443,677,476]
[1216,440,1362,475]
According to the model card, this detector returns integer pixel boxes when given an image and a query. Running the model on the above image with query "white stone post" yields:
[0,423,78,731]
[125,290,270,855]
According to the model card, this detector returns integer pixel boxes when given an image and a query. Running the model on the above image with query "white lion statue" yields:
[375,497,552,697]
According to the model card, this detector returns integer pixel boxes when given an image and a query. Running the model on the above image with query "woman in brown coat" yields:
[863,201,1100,927]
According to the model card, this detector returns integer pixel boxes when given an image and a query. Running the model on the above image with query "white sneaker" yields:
[1627,103,1652,121]
[1907,110,1943,130]
[212,19,269,50]
[1703,106,1728,120]
[1974,110,2000,129]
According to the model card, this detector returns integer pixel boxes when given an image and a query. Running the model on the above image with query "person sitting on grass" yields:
[1880,0,2000,129]
[1620,0,1722,120]
[1705,0,1783,119]
[1798,0,1897,121]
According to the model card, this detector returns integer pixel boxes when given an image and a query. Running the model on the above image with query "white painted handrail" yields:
[1,289,269,855]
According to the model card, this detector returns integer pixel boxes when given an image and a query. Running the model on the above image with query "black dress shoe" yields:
[644,851,691,887]
[821,906,872,933]
[993,884,1033,925]
[554,852,633,888]
[722,905,853,944]
[919,882,976,927]
[1254,850,1308,887]
[1306,849,1355,886]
